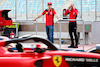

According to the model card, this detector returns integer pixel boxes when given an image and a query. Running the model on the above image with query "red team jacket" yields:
[42,8,56,26]
[64,8,78,22]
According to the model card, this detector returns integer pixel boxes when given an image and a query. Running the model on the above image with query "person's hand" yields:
[58,19,62,21]
[73,6,76,9]
[68,7,70,10]
[33,19,36,21]
[68,7,72,12]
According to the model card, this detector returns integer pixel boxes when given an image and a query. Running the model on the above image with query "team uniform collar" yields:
[47,8,53,11]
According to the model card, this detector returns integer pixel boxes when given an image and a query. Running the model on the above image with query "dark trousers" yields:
[69,22,78,46]
[45,25,54,43]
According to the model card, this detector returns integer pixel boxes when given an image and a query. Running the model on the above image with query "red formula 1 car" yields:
[0,35,100,67]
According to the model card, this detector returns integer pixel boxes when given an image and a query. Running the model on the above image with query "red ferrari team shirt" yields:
[42,8,56,26]
[64,8,78,22]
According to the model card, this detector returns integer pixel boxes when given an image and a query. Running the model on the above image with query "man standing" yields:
[64,4,78,48]
[33,2,60,43]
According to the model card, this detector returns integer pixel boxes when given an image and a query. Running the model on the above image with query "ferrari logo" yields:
[53,55,62,67]
[46,12,48,14]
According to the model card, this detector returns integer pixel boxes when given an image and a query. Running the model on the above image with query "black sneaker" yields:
[73,46,78,48]
[68,46,74,48]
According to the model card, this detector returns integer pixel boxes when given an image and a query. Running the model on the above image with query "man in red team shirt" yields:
[33,2,60,43]
[64,4,78,48]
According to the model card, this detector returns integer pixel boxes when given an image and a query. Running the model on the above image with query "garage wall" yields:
[91,21,100,44]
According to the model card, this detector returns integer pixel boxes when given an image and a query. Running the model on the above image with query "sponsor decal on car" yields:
[63,56,100,67]
[64,57,98,62]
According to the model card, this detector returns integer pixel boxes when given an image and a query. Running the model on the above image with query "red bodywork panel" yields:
[0,36,100,67]
[0,48,100,67]
[0,10,12,26]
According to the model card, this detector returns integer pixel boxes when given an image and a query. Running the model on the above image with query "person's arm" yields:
[73,9,78,15]
[53,9,61,20]
[64,9,70,16]
[33,14,43,21]
[55,14,60,20]
[33,10,45,21]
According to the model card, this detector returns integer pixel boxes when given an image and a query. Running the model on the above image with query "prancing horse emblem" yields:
[53,55,62,67]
